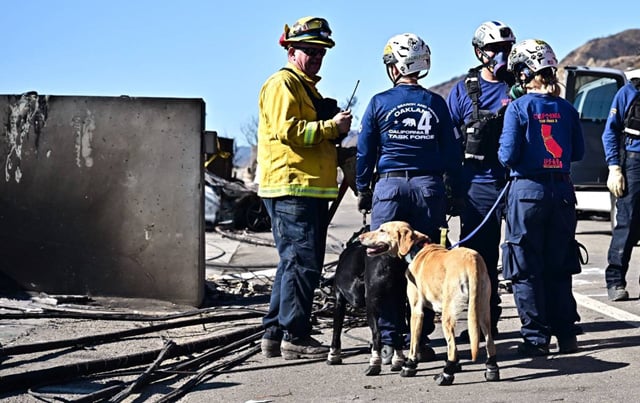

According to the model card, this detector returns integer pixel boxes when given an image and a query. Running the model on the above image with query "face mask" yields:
[492,52,515,85]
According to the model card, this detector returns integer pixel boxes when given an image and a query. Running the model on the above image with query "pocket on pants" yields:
[374,184,400,203]
[561,239,582,275]
[501,234,528,280]
[273,199,307,243]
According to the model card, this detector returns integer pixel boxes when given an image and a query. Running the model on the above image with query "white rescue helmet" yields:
[472,21,516,49]
[508,39,558,78]
[382,33,431,77]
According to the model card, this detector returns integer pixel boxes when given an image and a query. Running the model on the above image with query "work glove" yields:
[357,188,372,213]
[607,165,625,198]
[447,196,466,217]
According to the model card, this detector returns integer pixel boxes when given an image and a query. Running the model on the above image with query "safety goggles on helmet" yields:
[279,16,335,49]
[472,21,516,49]
[382,33,431,80]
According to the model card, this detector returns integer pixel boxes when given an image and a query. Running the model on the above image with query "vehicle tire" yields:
[234,195,271,232]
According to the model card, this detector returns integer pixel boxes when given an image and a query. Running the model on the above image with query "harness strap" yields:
[281,67,323,110]
[464,67,482,121]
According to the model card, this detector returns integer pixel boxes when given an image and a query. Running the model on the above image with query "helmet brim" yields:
[283,37,335,49]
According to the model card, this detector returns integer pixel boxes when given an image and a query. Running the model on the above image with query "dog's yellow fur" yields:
[359,221,496,364]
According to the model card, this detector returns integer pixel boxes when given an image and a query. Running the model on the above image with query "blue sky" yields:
[3,1,638,146]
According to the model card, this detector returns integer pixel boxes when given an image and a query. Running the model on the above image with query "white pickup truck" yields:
[564,66,640,224]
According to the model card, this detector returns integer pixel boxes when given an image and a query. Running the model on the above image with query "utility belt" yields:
[624,150,640,160]
[378,170,440,179]
[513,172,572,183]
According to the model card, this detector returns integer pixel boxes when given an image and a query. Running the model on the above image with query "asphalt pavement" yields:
[200,191,640,403]
[1,190,639,402]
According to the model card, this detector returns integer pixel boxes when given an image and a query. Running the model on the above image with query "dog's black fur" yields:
[326,240,408,375]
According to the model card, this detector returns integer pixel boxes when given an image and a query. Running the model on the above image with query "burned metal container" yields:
[0,93,206,306]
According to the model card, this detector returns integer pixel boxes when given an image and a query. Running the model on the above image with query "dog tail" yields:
[466,254,483,362]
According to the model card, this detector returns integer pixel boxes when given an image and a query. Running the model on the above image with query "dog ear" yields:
[413,230,431,244]
[398,226,414,257]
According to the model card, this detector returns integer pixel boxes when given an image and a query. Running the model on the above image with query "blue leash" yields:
[448,181,511,250]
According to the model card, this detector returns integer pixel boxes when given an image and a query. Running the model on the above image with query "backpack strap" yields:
[464,66,482,121]
[281,67,323,107]
[623,81,640,137]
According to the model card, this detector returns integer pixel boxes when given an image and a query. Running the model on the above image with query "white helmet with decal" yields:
[472,21,516,49]
[508,39,558,76]
[382,33,431,77]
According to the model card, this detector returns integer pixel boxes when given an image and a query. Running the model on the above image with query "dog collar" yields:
[404,239,428,264]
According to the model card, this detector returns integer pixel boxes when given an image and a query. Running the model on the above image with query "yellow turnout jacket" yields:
[257,63,340,199]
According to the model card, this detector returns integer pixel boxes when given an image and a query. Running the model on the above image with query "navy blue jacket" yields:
[499,93,584,177]
[356,84,463,195]
[602,81,640,166]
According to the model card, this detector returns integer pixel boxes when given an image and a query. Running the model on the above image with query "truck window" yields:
[572,77,618,121]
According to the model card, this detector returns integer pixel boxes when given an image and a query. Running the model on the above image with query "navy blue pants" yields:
[460,180,505,330]
[262,197,329,343]
[501,177,581,347]
[371,175,446,347]
[606,151,640,289]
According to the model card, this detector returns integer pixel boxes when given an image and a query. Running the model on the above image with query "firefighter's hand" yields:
[333,110,352,135]
[357,188,372,213]
[447,197,465,217]
[607,165,625,198]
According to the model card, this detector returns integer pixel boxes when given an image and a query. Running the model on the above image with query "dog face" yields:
[359,221,430,258]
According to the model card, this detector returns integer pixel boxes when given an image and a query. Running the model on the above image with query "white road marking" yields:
[574,292,640,327]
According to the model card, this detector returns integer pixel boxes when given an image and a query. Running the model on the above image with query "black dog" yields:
[326,240,408,375]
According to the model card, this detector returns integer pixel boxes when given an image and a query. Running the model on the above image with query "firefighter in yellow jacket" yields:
[257,16,352,360]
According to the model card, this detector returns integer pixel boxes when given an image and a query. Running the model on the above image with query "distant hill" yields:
[429,29,640,99]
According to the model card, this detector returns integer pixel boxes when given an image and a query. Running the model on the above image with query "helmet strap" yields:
[475,47,493,68]
[387,65,402,85]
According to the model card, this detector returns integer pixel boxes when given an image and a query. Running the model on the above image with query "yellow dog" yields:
[359,221,500,385]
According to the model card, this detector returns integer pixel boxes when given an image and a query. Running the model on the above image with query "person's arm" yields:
[498,102,522,168]
[260,73,340,148]
[356,98,379,192]
[601,87,629,166]
[436,98,464,198]
[602,86,631,197]
[446,82,466,151]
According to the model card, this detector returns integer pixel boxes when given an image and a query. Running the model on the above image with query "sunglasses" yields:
[294,46,327,57]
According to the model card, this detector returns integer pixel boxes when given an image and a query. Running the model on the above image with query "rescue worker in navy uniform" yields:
[602,75,640,301]
[498,39,584,356]
[356,33,464,369]
[446,21,516,339]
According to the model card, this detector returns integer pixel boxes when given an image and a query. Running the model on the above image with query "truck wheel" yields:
[234,195,271,232]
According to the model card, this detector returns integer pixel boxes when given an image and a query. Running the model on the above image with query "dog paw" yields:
[400,365,417,377]
[434,372,454,386]
[326,357,342,365]
[364,365,381,376]
[390,362,403,372]
[484,366,500,382]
